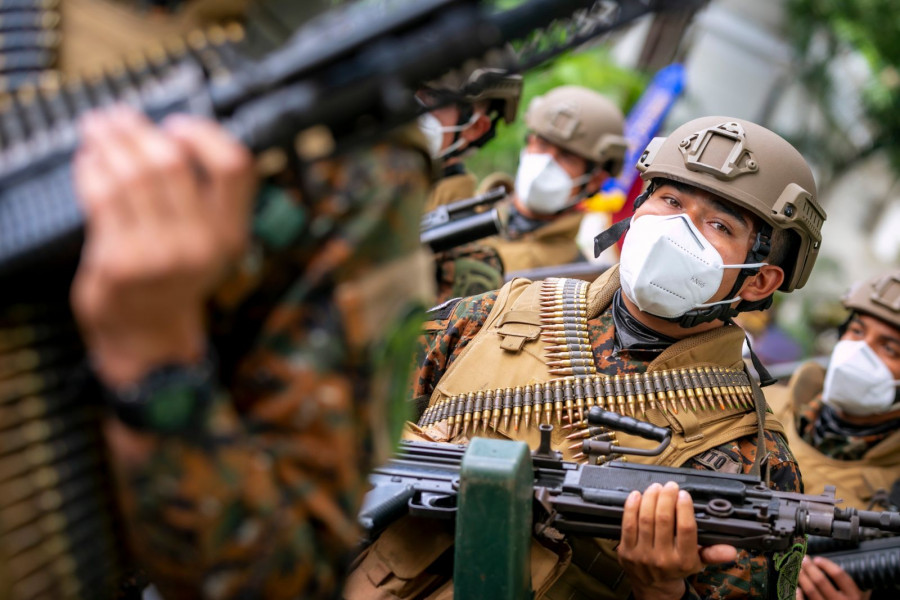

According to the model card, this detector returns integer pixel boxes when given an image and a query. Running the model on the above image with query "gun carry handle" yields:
[586,406,672,457]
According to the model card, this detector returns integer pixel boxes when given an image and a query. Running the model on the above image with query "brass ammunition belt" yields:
[0,0,59,94]
[540,277,595,377]
[0,298,124,600]
[417,366,755,439]
[0,21,245,143]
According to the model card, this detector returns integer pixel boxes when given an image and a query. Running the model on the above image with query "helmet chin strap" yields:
[669,225,773,329]
[594,199,776,329]
[593,183,779,385]
[592,187,652,258]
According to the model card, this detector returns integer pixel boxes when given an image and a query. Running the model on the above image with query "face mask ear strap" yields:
[439,108,478,160]
[550,172,599,216]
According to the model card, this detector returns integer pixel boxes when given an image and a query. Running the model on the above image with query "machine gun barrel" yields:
[0,0,689,278]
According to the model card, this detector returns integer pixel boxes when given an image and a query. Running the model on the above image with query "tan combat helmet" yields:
[636,117,827,292]
[843,270,900,330]
[425,46,524,125]
[524,85,627,176]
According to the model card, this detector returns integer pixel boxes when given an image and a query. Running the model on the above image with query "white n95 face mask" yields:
[619,214,766,319]
[514,151,590,215]
[822,340,900,416]
[417,112,478,159]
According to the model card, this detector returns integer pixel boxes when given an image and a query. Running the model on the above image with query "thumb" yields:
[699,544,738,565]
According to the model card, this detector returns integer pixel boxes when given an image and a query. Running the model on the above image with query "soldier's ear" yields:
[585,168,609,195]
[739,265,784,302]
[461,113,492,143]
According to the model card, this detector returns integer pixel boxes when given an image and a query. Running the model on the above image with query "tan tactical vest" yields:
[424,172,478,212]
[347,268,786,600]
[767,362,900,510]
[485,211,584,274]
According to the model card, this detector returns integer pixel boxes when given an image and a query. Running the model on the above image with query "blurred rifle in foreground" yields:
[0,0,699,279]
[361,408,900,552]
[420,186,507,252]
[807,533,900,590]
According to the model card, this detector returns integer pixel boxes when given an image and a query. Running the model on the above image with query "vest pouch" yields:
[496,310,542,352]
[344,518,573,600]
[342,516,455,600]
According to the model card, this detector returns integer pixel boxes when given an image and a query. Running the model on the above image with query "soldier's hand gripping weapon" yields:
[361,407,900,552]
[0,0,700,278]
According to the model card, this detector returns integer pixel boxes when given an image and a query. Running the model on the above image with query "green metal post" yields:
[454,437,533,600]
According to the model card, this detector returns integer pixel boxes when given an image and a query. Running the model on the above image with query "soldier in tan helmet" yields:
[417,60,523,302]
[345,116,827,599]
[767,270,900,600]
[1,1,435,598]
[483,85,627,274]
[418,59,523,211]
[429,85,625,304]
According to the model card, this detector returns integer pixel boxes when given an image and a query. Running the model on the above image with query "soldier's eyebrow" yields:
[708,197,749,229]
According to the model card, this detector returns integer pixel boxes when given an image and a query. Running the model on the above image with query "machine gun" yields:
[0,0,697,279]
[360,407,900,553]
[0,2,701,598]
[420,186,508,252]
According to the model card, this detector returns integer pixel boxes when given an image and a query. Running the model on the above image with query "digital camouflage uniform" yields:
[104,138,435,599]
[767,362,900,512]
[405,280,804,600]
[10,2,437,597]
[797,396,899,461]
[766,270,900,513]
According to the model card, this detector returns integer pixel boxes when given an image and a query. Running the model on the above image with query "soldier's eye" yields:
[662,196,680,208]
[710,221,732,235]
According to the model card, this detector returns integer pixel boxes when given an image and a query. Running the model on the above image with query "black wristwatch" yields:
[106,354,217,434]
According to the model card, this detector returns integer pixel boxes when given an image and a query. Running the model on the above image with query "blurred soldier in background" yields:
[347,116,826,599]
[484,85,626,274]
[767,270,900,600]
[3,1,435,598]
[417,58,523,302]
[418,57,522,211]
[430,85,626,303]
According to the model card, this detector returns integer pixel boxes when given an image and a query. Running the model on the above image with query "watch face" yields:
[144,383,201,432]
[111,361,214,433]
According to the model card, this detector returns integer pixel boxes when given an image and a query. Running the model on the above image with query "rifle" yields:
[807,535,900,591]
[360,407,900,552]
[420,186,508,252]
[0,0,698,279]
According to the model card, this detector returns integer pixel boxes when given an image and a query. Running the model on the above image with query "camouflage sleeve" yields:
[682,430,806,600]
[433,243,505,305]
[104,140,434,600]
[410,290,498,398]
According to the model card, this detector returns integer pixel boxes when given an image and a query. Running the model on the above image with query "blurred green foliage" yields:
[786,0,900,171]
[465,47,648,180]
